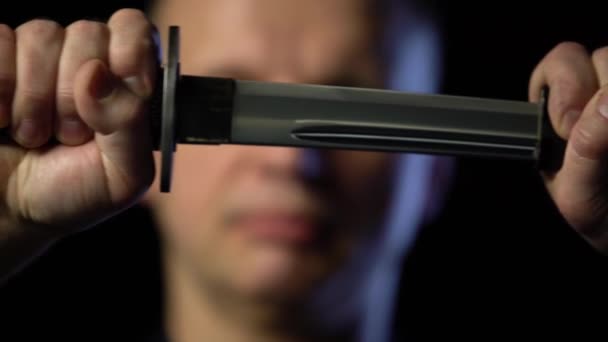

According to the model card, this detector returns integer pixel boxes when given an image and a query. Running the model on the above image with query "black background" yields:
[0,1,607,341]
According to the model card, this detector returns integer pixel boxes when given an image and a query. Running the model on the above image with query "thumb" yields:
[75,58,145,134]
[548,85,608,246]
[74,58,155,203]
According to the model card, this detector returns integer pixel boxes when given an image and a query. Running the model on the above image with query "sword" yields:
[150,26,565,192]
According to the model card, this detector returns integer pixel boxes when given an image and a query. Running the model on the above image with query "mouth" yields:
[228,210,322,246]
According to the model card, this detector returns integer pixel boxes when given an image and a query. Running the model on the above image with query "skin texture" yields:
[0,2,606,341]
[0,9,157,280]
[144,1,395,340]
[530,42,608,252]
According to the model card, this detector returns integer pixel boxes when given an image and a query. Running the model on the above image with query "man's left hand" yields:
[530,41,608,253]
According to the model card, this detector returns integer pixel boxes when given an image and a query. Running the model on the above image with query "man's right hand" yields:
[0,9,157,278]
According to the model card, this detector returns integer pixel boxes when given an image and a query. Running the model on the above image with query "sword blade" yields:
[175,76,542,161]
[153,26,563,193]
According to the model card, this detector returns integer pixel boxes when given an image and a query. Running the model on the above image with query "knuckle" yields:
[19,86,52,108]
[16,19,63,42]
[543,42,590,75]
[592,46,608,58]
[548,61,591,87]
[552,41,588,57]
[113,44,143,70]
[0,24,15,43]
[56,83,76,115]
[592,46,608,65]
[112,38,154,75]
[66,20,108,39]
[108,9,154,78]
[109,9,153,42]
[56,87,75,107]
[109,8,148,27]
[545,62,586,88]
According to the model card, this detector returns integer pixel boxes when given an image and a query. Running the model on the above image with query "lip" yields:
[231,211,320,245]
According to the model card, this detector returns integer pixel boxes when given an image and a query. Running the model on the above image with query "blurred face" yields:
[147,0,395,303]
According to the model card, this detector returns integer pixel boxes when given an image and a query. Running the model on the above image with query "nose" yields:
[254,75,324,180]
[255,147,322,180]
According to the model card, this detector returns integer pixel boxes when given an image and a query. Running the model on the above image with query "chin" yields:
[233,244,332,303]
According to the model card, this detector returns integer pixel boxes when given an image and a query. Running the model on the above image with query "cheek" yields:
[152,145,244,248]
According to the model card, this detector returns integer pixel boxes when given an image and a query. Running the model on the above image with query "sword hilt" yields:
[149,26,236,193]
[147,25,180,193]
[536,86,567,173]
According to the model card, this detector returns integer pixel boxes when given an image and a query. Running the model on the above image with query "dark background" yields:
[0,1,607,341]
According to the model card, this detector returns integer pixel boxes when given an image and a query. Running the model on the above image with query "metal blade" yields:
[176,78,543,161]
[154,25,563,193]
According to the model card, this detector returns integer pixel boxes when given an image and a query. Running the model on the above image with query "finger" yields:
[107,8,156,98]
[592,46,608,87]
[55,20,109,145]
[529,42,598,140]
[75,59,154,202]
[0,24,15,128]
[549,85,608,249]
[74,59,143,135]
[73,10,156,203]
[12,19,64,148]
[75,8,156,133]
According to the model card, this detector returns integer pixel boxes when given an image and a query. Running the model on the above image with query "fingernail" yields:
[17,119,40,145]
[124,75,149,97]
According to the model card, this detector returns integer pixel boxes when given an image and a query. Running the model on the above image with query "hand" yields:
[530,42,608,253]
[0,9,156,241]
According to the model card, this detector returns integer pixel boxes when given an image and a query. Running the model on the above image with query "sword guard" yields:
[536,86,567,173]
[151,25,180,193]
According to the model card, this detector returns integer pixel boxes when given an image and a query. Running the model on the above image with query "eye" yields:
[203,66,260,81]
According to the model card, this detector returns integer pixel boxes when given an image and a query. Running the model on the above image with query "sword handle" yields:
[148,66,164,151]
[536,86,567,173]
